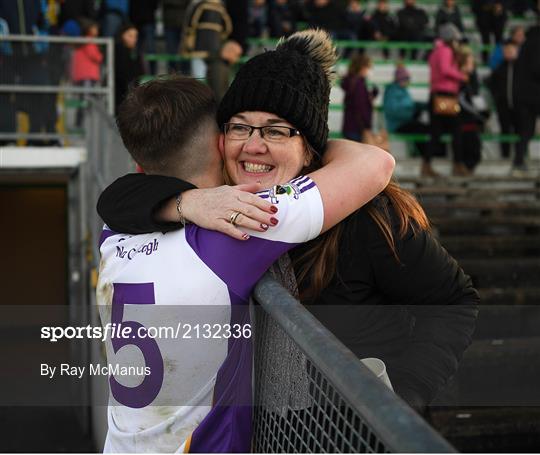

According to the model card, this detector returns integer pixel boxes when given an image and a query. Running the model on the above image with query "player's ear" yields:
[218,133,225,157]
[135,163,145,173]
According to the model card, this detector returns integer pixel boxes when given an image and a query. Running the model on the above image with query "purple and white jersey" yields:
[96,176,323,453]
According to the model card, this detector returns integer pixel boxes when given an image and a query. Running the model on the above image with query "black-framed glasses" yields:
[223,123,301,142]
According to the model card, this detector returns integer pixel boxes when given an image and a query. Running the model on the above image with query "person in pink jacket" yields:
[71,19,103,126]
[425,23,470,177]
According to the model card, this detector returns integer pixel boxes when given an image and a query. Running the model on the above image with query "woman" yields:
[98,29,479,414]
[427,22,470,177]
[114,23,144,112]
[341,53,377,142]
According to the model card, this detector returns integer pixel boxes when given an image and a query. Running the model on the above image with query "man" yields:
[512,22,540,175]
[96,75,394,452]
[486,39,519,159]
[396,0,429,59]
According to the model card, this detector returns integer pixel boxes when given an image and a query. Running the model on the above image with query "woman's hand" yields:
[156,183,279,241]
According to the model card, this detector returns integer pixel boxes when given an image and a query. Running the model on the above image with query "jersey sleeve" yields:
[184,176,323,299]
[249,175,323,243]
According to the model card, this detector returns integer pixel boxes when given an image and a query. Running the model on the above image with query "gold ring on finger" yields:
[229,211,242,226]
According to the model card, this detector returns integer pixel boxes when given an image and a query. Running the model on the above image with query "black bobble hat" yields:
[217,29,337,155]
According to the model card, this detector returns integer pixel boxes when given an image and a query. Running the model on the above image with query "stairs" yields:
[401,174,540,451]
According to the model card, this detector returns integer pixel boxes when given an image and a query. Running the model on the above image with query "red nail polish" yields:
[242,233,250,240]
[270,217,279,225]
[270,206,278,213]
[261,223,269,230]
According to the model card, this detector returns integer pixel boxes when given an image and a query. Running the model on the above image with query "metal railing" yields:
[0,34,114,143]
[253,274,456,453]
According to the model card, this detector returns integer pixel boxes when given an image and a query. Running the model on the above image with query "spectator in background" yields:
[114,23,144,112]
[268,0,293,37]
[71,19,103,127]
[268,0,297,38]
[383,64,429,159]
[0,0,58,145]
[99,0,129,37]
[181,0,240,101]
[396,0,429,60]
[508,0,538,16]
[435,0,464,34]
[162,0,190,73]
[0,15,16,143]
[130,0,158,75]
[457,46,487,172]
[305,0,348,39]
[370,0,398,59]
[58,0,97,30]
[427,23,469,177]
[344,0,371,41]
[473,0,508,63]
[489,25,525,70]
[486,39,519,158]
[225,0,249,52]
[341,53,377,141]
[249,0,267,37]
[512,22,540,176]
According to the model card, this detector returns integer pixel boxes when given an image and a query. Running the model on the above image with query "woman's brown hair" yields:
[347,53,372,77]
[294,143,431,301]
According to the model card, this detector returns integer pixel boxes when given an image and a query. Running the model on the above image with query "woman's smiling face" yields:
[220,111,310,188]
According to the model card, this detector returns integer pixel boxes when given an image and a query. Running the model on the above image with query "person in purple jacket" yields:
[341,53,379,142]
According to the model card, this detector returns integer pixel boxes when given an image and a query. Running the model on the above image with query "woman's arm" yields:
[438,47,468,82]
[96,173,277,237]
[309,139,394,233]
[97,141,394,238]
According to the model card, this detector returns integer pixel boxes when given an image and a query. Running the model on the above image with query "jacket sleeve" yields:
[438,46,467,83]
[96,173,197,234]
[353,79,372,130]
[86,43,103,63]
[363,205,479,408]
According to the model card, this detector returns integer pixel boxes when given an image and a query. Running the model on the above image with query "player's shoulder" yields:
[255,176,319,205]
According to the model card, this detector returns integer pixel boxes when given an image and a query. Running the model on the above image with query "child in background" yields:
[71,19,103,127]
[341,53,378,141]
[383,64,429,158]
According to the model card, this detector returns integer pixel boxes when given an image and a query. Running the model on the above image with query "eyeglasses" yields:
[223,123,301,143]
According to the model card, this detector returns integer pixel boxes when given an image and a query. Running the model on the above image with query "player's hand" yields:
[177,184,279,240]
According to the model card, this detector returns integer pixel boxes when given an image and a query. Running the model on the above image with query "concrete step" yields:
[434,337,540,407]
[474,298,540,339]
[424,200,540,218]
[428,406,540,452]
[430,215,540,236]
[458,258,540,288]
[439,235,540,258]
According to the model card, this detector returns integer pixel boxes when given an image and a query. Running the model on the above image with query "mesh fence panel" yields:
[253,309,388,453]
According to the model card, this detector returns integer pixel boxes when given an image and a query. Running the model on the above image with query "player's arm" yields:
[308,140,395,233]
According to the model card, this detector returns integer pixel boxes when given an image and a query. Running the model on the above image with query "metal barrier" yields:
[0,34,114,143]
[253,274,456,453]
[83,98,132,263]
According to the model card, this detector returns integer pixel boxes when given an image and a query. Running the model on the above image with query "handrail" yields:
[253,273,456,453]
[0,33,112,45]
[327,131,540,143]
